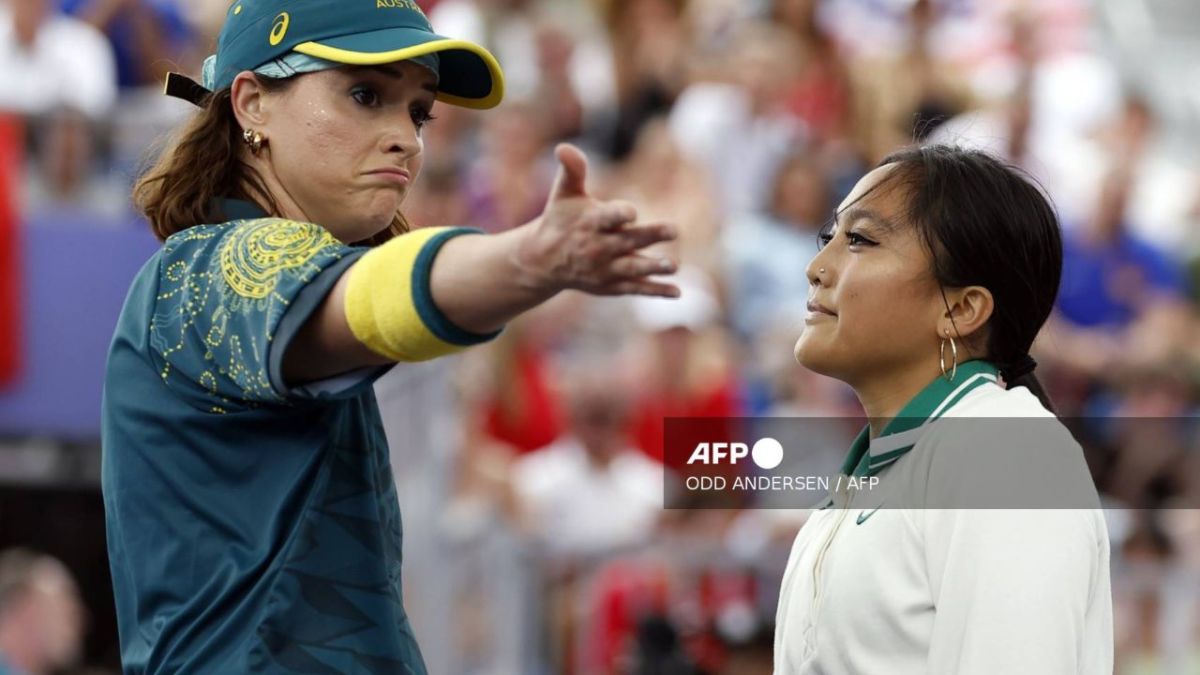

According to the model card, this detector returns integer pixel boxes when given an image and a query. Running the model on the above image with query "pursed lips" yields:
[366,167,411,185]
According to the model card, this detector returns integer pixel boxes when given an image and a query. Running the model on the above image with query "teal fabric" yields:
[409,229,504,345]
[200,51,441,90]
[209,0,486,100]
[101,204,487,673]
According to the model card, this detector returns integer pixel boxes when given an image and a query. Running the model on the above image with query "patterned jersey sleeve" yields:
[147,218,369,412]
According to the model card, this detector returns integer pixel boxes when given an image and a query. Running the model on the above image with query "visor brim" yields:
[293,28,504,110]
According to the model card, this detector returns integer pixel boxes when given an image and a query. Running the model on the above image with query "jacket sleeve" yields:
[920,416,1114,675]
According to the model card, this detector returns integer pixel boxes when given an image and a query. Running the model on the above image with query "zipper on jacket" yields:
[804,475,857,656]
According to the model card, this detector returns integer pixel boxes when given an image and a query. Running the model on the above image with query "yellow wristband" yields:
[344,227,501,362]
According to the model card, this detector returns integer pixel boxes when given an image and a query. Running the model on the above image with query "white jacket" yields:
[774,364,1113,675]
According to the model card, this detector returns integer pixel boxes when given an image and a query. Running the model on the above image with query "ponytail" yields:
[1000,356,1057,415]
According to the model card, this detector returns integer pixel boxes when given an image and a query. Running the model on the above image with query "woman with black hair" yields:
[774,145,1112,674]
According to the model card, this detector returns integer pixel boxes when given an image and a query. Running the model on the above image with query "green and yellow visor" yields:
[164,0,504,110]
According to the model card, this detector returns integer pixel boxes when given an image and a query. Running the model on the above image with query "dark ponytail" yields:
[999,355,1056,415]
[876,145,1062,414]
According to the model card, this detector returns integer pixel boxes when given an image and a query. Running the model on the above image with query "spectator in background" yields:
[59,0,194,89]
[1098,367,1196,510]
[32,108,91,199]
[767,0,865,196]
[599,0,691,159]
[849,0,973,164]
[403,161,470,230]
[1110,510,1180,673]
[530,20,585,142]
[610,118,720,272]
[0,0,116,117]
[1050,165,1190,383]
[474,314,568,455]
[669,22,807,219]
[512,361,663,559]
[0,549,85,675]
[21,106,128,216]
[511,360,669,674]
[627,267,742,468]
[769,0,852,148]
[464,100,555,232]
[927,7,1041,169]
[413,95,480,170]
[723,149,830,339]
[1157,507,1200,675]
[929,10,1135,232]
[1,0,121,215]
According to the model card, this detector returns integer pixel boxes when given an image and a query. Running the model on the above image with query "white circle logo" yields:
[752,437,783,470]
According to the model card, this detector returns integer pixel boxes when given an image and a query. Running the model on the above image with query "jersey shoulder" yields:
[941,381,1055,419]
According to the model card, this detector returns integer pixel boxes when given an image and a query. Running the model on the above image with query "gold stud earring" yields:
[939,328,958,382]
[243,128,265,155]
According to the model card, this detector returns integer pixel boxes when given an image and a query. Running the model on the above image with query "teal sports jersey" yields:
[102,202,492,673]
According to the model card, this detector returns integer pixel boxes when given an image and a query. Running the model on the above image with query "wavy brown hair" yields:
[133,76,408,245]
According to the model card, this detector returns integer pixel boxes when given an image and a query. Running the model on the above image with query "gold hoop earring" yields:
[939,329,958,382]
[243,128,265,155]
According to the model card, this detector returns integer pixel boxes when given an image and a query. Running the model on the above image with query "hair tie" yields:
[1001,354,1038,381]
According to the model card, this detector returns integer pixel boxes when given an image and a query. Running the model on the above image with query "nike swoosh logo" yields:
[856,506,883,525]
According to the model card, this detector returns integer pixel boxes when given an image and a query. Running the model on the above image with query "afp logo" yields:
[687,437,784,470]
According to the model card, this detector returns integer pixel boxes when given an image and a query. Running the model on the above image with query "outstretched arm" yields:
[283,144,679,384]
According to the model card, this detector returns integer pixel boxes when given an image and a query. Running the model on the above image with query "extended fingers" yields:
[608,253,677,279]
[599,279,682,298]
[586,200,639,232]
[604,222,677,255]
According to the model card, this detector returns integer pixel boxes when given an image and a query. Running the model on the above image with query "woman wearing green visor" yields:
[101,1,679,672]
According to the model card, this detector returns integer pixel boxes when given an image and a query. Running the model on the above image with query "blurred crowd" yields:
[3,0,1200,673]
[0,549,86,675]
